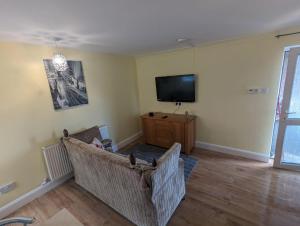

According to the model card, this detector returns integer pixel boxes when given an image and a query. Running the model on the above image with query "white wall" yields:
[136,32,300,155]
[0,41,140,207]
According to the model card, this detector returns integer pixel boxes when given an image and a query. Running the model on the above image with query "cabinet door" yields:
[142,118,156,145]
[184,120,195,154]
[154,121,173,148]
[154,121,184,148]
[172,122,185,145]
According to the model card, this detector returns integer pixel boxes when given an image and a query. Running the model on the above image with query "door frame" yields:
[274,47,300,170]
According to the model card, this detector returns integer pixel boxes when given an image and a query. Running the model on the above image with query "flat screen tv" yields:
[155,74,195,102]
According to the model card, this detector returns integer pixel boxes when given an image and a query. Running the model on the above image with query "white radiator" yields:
[42,142,73,181]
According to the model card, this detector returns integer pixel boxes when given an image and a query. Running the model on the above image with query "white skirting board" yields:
[0,173,73,219]
[112,131,143,152]
[0,131,143,219]
[196,141,270,163]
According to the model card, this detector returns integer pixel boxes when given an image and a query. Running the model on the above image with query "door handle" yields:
[283,111,297,121]
[285,111,297,114]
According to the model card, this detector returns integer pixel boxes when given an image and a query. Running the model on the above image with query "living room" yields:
[1,1,300,226]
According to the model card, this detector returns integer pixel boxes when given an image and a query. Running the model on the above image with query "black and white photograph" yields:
[43,60,88,110]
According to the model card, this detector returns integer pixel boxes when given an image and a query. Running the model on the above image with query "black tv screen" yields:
[155,74,195,102]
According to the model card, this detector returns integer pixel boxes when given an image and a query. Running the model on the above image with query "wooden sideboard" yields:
[141,112,196,154]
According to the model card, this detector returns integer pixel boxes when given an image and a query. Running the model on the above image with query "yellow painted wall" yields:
[0,42,140,207]
[136,33,300,154]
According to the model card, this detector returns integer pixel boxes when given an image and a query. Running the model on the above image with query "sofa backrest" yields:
[64,137,136,172]
[69,126,101,144]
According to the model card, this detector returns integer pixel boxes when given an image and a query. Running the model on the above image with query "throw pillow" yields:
[126,153,156,189]
[152,158,157,167]
[129,153,136,166]
[89,137,104,150]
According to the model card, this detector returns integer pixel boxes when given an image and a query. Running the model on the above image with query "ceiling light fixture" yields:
[176,38,188,43]
[176,38,194,47]
[52,37,68,72]
[52,53,68,72]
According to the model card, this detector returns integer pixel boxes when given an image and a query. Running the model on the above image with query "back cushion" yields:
[70,126,101,144]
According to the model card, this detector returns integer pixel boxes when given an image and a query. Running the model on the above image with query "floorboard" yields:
[9,142,300,226]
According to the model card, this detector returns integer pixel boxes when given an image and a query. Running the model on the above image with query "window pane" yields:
[288,56,300,119]
[282,125,300,164]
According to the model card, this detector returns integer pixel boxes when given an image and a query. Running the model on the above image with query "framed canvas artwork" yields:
[43,60,88,110]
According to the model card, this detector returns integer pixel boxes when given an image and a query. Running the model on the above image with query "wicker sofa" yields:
[63,127,185,226]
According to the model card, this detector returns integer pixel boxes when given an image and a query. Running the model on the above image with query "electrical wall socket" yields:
[41,178,50,186]
[247,88,269,94]
[0,182,16,195]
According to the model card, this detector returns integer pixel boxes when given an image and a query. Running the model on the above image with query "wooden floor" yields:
[10,143,300,226]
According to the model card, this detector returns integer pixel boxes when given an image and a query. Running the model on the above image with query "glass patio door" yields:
[274,47,300,170]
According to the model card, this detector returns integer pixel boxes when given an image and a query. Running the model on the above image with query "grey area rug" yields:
[118,143,198,181]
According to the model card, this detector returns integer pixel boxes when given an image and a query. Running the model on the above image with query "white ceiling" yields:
[1,0,300,54]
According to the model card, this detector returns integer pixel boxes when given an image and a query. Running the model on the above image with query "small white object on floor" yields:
[37,208,83,226]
